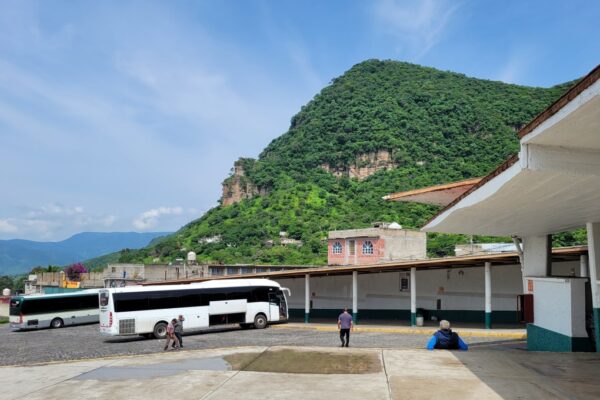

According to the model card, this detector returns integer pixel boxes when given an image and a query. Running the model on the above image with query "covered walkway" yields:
[387,64,600,352]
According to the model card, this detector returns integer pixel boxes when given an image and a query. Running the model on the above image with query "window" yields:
[227,267,239,275]
[100,292,109,307]
[399,273,410,291]
[332,241,342,254]
[349,240,355,256]
[362,241,374,255]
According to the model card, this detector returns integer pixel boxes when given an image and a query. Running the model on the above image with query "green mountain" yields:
[117,60,579,266]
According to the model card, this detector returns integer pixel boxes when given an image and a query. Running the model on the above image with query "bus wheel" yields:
[153,322,168,339]
[253,314,268,329]
[50,318,64,329]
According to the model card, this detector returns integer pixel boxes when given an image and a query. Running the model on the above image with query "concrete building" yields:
[328,222,426,265]
[386,63,600,352]
[29,263,317,292]
[454,243,517,257]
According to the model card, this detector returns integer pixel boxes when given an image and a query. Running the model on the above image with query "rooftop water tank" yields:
[187,251,197,262]
[2,288,11,296]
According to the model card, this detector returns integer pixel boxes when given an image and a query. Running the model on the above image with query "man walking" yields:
[337,307,353,347]
[172,314,185,348]
[164,318,180,351]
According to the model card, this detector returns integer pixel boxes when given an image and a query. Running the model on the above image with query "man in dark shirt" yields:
[426,320,468,350]
[172,314,185,348]
[337,307,354,347]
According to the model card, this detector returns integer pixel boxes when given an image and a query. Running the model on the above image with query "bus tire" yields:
[153,322,168,339]
[253,313,268,329]
[50,318,64,329]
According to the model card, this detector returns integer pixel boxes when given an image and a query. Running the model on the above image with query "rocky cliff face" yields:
[221,160,265,206]
[321,149,396,180]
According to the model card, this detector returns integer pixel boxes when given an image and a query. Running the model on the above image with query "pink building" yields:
[327,222,427,266]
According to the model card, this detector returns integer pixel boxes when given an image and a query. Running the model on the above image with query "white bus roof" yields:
[101,278,282,294]
[16,289,100,299]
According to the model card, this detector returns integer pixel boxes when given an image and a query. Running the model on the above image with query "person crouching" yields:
[426,320,468,350]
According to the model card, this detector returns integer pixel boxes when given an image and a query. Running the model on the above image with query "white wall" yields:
[530,277,588,337]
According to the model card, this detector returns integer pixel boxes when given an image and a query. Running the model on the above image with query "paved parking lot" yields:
[0,323,519,366]
[2,345,599,400]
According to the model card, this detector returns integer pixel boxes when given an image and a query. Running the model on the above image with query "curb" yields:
[273,324,527,339]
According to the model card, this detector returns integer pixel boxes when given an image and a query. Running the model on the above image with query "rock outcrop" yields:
[321,149,396,180]
[221,159,265,206]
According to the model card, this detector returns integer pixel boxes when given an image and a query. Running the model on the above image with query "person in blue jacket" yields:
[426,320,468,350]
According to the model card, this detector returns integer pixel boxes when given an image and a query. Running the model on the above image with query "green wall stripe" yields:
[594,308,600,353]
[527,323,593,352]
[289,309,519,323]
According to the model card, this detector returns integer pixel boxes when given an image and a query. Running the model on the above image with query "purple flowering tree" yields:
[64,262,88,281]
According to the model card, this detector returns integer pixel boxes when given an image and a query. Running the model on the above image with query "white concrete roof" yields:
[424,65,600,237]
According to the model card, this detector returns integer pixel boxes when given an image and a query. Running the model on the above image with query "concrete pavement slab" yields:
[0,359,115,400]
[25,370,236,400]
[202,370,390,400]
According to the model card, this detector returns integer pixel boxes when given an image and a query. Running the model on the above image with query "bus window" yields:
[100,292,109,307]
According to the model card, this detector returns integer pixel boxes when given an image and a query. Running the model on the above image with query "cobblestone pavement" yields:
[0,323,523,366]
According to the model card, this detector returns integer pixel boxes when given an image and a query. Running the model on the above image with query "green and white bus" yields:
[9,290,100,330]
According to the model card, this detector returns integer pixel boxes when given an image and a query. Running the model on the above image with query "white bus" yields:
[99,279,290,338]
[9,290,100,330]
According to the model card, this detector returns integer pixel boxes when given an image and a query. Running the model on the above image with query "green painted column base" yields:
[594,308,600,353]
[410,312,416,326]
[352,312,358,325]
[527,324,593,352]
[304,312,310,323]
[485,312,492,329]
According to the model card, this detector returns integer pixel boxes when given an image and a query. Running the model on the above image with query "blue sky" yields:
[1,0,599,241]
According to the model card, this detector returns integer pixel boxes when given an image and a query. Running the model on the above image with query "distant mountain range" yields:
[0,232,170,276]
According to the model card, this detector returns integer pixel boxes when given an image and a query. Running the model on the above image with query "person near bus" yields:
[164,319,180,351]
[337,307,353,347]
[172,315,185,348]
[426,320,468,350]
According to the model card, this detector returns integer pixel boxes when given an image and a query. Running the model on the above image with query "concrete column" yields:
[352,270,358,324]
[522,235,551,292]
[304,274,310,323]
[485,262,492,329]
[410,267,417,326]
[580,254,589,278]
[586,222,600,352]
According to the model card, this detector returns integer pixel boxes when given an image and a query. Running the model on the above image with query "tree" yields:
[0,276,13,291]
[64,263,88,281]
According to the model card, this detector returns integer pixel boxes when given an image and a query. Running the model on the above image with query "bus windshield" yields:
[9,298,22,316]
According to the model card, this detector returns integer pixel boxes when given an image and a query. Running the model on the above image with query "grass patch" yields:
[227,349,381,374]
[223,352,263,370]
[0,317,8,324]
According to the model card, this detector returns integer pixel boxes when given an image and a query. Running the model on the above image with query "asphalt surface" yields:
[0,323,524,366]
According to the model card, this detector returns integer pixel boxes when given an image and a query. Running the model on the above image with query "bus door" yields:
[268,291,287,321]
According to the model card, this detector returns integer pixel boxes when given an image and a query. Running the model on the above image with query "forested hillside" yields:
[117,60,580,266]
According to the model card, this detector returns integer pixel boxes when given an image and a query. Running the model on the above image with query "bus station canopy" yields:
[391,64,600,237]
[382,178,481,206]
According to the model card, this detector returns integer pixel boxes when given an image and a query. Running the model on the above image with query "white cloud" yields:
[0,204,119,240]
[133,207,184,231]
[372,0,462,60]
[102,215,117,227]
[0,219,18,233]
[495,46,537,84]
